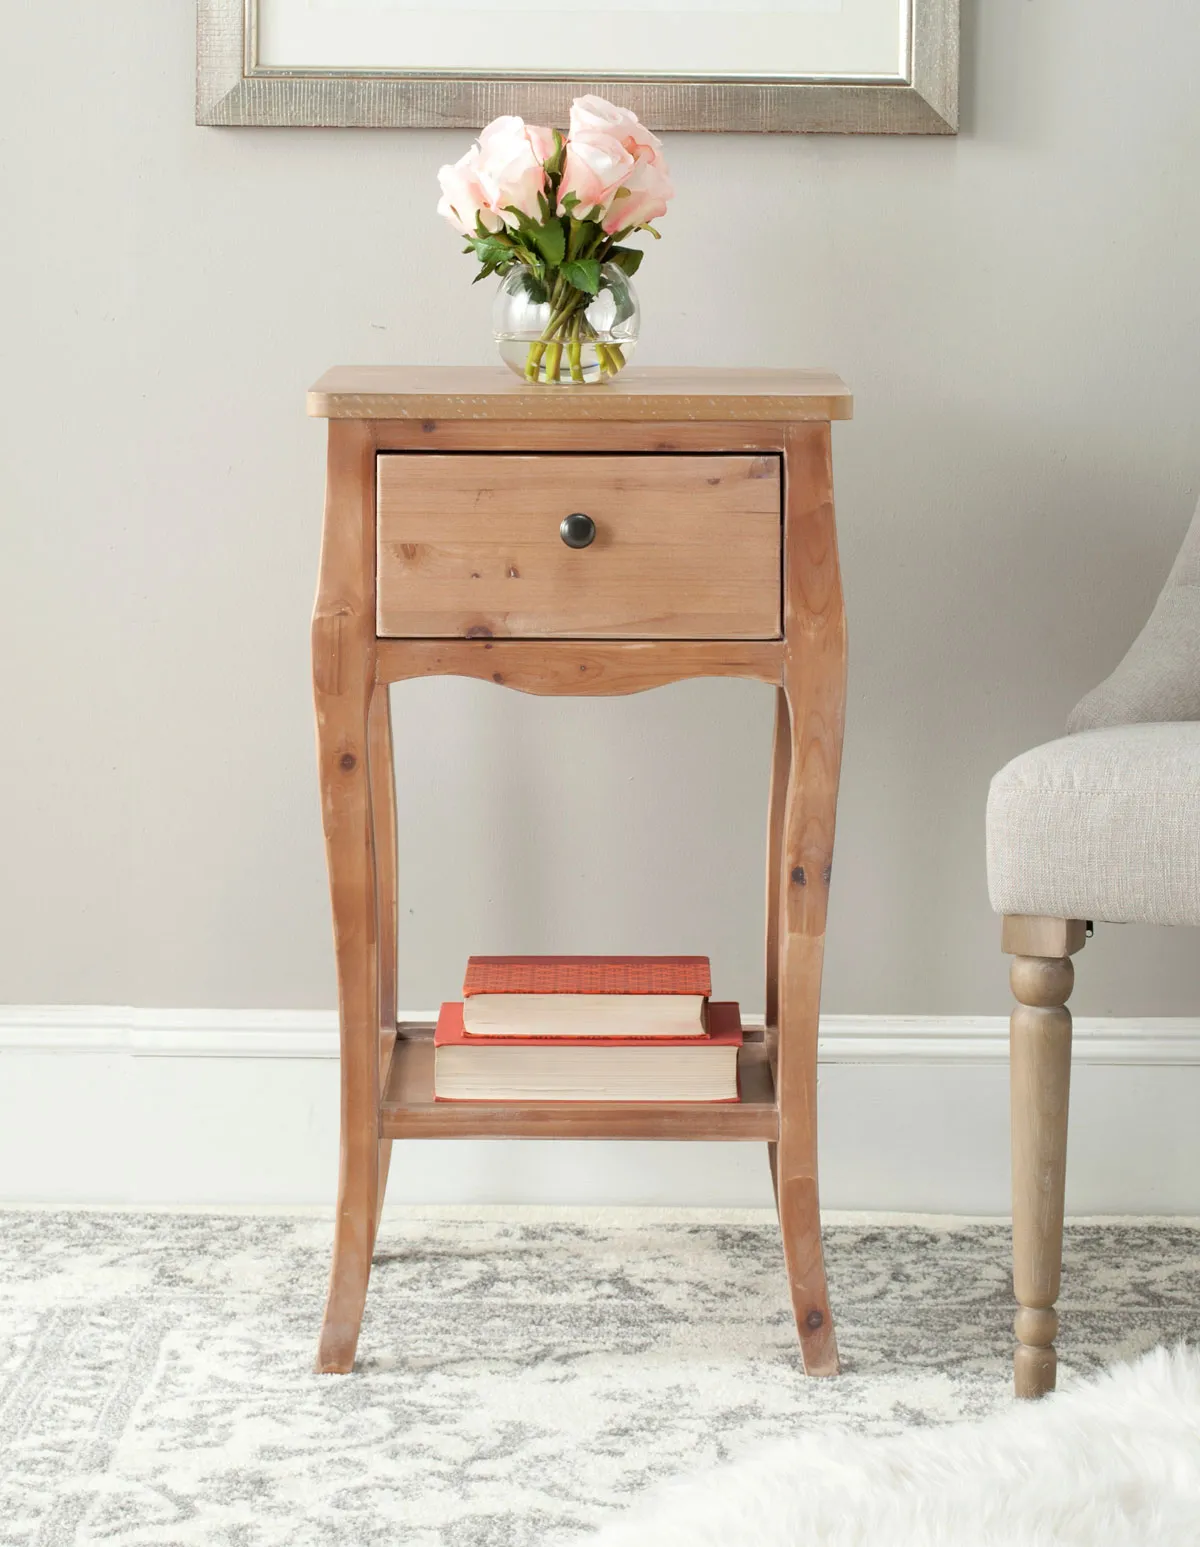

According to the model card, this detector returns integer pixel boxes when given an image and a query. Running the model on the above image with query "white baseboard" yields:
[6,1007,1200,1064]
[3,1007,1200,1214]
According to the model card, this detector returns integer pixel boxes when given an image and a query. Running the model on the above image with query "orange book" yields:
[434,1000,742,1103]
[461,955,713,1039]
[463,955,712,996]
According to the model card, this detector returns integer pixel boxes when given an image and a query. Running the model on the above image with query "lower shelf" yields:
[380,1024,780,1141]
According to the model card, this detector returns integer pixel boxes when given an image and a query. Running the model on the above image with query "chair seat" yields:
[987,722,1200,926]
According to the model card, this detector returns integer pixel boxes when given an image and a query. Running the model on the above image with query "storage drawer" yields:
[375,453,782,640]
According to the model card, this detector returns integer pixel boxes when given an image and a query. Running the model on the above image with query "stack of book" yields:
[433,955,742,1103]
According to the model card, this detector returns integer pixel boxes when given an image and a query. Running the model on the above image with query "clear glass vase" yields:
[493,262,640,384]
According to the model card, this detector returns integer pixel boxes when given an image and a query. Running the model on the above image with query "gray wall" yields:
[3,2,1198,1018]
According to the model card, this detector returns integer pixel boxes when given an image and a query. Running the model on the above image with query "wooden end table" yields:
[307,366,853,1376]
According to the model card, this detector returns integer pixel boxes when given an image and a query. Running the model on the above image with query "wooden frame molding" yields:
[197,0,958,134]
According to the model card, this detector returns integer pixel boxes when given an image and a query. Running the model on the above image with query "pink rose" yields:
[602,149,674,234]
[560,130,635,223]
[569,95,663,159]
[476,115,553,226]
[562,97,673,230]
[524,121,558,165]
[436,145,502,237]
[437,117,555,235]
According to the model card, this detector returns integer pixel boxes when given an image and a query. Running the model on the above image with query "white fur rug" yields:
[575,1346,1200,1547]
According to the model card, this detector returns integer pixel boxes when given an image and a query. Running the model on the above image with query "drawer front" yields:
[375,453,781,639]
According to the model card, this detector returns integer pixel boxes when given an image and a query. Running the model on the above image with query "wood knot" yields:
[492,672,504,684]
[791,866,806,886]
[338,753,357,772]
[421,420,437,434]
[805,1309,824,1330]
[507,565,520,579]
[465,625,493,639]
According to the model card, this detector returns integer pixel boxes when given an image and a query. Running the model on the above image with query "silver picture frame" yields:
[196,0,958,134]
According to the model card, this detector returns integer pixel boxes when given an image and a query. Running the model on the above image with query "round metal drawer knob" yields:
[559,512,596,549]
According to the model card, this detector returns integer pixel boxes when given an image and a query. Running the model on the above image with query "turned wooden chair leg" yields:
[1003,914,1086,1399]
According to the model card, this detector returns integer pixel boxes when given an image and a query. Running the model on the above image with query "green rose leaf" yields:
[561,258,602,295]
[512,268,550,306]
[465,235,512,267]
[606,246,644,278]
[529,217,567,268]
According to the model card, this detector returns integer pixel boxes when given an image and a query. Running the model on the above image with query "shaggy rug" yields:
[0,1208,1198,1546]
[578,1345,1200,1547]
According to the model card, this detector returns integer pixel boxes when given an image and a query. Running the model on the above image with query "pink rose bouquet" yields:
[437,96,672,383]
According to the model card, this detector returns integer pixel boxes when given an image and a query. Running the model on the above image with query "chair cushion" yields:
[987,723,1200,926]
[1068,496,1200,730]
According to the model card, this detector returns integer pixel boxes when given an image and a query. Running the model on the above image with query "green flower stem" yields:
[524,340,547,381]
[539,291,584,343]
[567,316,584,382]
[517,265,630,383]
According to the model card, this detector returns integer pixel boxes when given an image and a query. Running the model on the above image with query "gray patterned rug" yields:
[1,1208,1197,1546]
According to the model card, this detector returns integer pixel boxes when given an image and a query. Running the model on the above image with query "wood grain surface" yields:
[772,421,847,1378]
[311,421,382,1376]
[374,638,784,693]
[309,366,852,422]
[376,453,782,640]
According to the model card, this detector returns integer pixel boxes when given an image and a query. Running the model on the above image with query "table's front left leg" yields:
[313,421,381,1375]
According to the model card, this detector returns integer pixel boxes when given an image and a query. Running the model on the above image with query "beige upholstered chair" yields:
[987,496,1200,1398]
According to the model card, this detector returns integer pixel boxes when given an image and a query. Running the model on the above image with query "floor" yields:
[2,1208,1198,1546]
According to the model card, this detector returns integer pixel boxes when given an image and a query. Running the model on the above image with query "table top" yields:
[307,366,852,423]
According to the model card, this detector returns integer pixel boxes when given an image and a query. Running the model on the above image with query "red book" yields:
[434,1000,742,1103]
[463,955,712,997]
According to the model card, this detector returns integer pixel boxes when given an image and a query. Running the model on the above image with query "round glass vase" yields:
[493,262,640,385]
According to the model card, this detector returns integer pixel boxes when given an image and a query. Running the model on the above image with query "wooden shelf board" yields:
[380,1025,779,1141]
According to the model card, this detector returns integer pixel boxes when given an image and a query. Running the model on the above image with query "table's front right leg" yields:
[765,686,790,1214]
[369,682,398,1242]
[774,422,846,1378]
